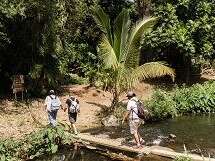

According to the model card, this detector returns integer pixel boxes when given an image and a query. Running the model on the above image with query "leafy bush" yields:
[174,156,192,161]
[147,81,215,120]
[146,89,178,120]
[0,126,73,160]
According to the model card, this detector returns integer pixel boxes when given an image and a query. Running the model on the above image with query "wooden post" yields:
[12,75,25,100]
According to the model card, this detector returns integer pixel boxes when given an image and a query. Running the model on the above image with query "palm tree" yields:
[93,7,175,109]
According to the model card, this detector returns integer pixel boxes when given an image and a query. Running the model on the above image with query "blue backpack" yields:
[49,96,61,110]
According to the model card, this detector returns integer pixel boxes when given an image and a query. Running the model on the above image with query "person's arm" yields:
[122,101,131,124]
[76,99,80,113]
[122,111,130,124]
[64,99,71,112]
[44,96,51,112]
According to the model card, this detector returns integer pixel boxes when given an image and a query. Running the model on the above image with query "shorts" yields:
[68,112,77,123]
[129,119,143,134]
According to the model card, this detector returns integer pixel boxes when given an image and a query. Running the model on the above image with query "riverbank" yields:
[1,82,215,160]
[0,83,153,139]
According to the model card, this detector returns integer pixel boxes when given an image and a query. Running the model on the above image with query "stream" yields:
[36,115,215,160]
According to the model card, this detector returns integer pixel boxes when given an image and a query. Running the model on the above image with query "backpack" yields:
[49,95,61,110]
[69,98,80,113]
[133,100,149,120]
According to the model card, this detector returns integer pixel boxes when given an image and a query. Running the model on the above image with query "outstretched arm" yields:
[122,111,130,124]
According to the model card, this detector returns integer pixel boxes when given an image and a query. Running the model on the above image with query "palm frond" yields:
[125,17,158,68]
[133,61,175,80]
[93,6,113,45]
[113,9,130,62]
[128,62,175,88]
[99,35,118,70]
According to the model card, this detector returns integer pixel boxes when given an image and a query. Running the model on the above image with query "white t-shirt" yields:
[127,97,139,120]
[45,94,61,111]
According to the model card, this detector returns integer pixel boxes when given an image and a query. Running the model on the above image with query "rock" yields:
[168,133,176,139]
[101,115,119,127]
[92,92,98,96]
[152,138,162,145]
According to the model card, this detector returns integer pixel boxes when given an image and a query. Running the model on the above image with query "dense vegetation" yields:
[0,126,72,161]
[143,0,215,81]
[147,81,215,120]
[0,0,214,96]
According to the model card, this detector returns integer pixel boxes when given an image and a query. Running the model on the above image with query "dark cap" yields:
[126,91,135,97]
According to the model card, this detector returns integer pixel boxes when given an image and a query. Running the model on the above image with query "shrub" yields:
[147,81,215,120]
[0,125,73,160]
[146,89,177,120]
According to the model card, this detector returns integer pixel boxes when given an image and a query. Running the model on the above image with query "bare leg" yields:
[22,91,23,101]
[133,131,141,146]
[138,132,145,144]
[71,123,78,135]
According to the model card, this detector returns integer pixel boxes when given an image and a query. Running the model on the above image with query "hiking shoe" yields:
[74,131,79,135]
[132,144,143,149]
[140,139,145,145]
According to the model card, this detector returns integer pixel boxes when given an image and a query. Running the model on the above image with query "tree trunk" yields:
[136,0,151,18]
[110,89,119,111]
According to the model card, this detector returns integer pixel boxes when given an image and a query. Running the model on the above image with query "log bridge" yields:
[73,133,215,161]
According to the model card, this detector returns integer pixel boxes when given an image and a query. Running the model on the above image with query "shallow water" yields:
[34,148,170,161]
[82,114,215,156]
[35,115,215,160]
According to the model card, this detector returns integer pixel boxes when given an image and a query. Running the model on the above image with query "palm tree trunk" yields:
[111,90,119,111]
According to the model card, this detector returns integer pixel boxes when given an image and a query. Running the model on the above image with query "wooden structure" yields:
[73,133,215,161]
[12,75,26,100]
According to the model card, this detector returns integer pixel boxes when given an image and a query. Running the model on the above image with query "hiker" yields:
[44,90,62,127]
[65,96,80,135]
[122,91,144,148]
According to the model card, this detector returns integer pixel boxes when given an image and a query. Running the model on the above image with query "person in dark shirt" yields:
[65,96,80,134]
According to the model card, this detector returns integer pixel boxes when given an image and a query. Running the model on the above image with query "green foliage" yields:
[174,156,192,161]
[99,0,135,22]
[0,126,73,160]
[143,0,215,66]
[0,0,100,95]
[146,89,177,119]
[174,82,215,114]
[147,81,215,120]
[94,7,175,108]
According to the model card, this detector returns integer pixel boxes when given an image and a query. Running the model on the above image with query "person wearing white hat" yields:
[122,91,144,148]
[44,90,62,127]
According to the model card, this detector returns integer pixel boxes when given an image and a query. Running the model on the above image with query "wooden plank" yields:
[72,133,150,153]
[73,133,215,161]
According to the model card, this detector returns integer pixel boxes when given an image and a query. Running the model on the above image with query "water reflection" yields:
[35,148,170,161]
[34,148,110,161]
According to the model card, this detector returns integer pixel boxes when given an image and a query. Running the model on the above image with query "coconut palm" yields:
[93,7,175,108]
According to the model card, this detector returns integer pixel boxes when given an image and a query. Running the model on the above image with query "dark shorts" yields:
[68,112,77,123]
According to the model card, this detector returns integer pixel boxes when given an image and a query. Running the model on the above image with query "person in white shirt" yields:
[44,90,62,127]
[122,91,144,148]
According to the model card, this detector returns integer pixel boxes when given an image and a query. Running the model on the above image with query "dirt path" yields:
[0,83,153,139]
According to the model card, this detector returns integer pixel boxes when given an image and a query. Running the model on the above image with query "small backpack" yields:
[49,95,61,110]
[69,98,80,113]
[134,100,149,120]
